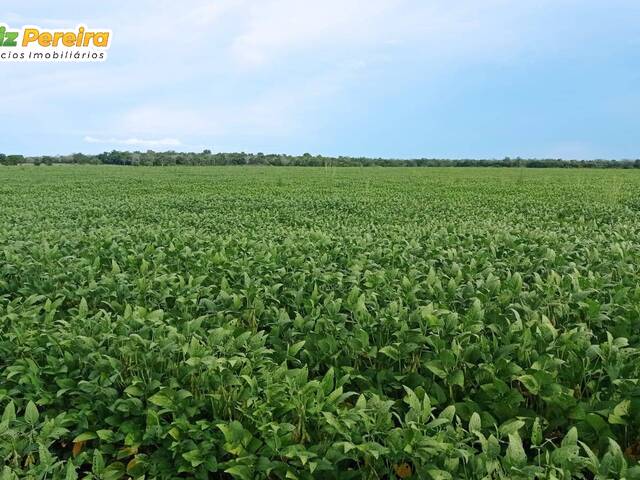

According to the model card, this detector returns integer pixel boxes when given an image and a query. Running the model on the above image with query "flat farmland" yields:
[1,166,639,479]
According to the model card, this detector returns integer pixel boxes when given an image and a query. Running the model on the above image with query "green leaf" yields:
[102,462,125,480]
[111,259,121,274]
[124,385,144,397]
[608,399,630,425]
[78,298,88,317]
[285,470,299,480]
[320,367,334,395]
[148,309,164,321]
[225,465,252,480]
[96,429,114,441]
[326,386,345,405]
[531,417,543,447]
[469,412,481,433]
[552,445,579,466]
[24,401,39,425]
[288,340,306,357]
[438,405,456,421]
[424,361,447,379]
[148,392,173,409]
[426,470,453,480]
[65,461,78,480]
[218,420,246,444]
[487,434,501,459]
[378,345,399,361]
[92,450,105,475]
[506,432,527,467]
[1,466,18,480]
[499,419,525,437]
[448,370,464,388]
[1,402,15,423]
[182,449,203,467]
[403,386,421,411]
[73,432,98,442]
[561,426,578,447]
[517,374,540,395]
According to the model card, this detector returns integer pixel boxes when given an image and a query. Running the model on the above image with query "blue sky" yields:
[2,1,639,159]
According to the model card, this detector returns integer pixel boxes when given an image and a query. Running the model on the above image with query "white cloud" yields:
[4,0,607,155]
[84,136,182,147]
[229,0,396,67]
[2,12,79,28]
[118,107,220,136]
[226,0,559,69]
[543,141,599,160]
[112,57,366,139]
[115,101,289,138]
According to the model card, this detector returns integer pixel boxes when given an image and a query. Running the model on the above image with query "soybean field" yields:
[1,166,640,479]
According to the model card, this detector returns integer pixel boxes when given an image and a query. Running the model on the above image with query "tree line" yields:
[1,151,640,168]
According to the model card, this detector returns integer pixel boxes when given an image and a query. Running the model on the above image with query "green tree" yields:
[6,155,23,165]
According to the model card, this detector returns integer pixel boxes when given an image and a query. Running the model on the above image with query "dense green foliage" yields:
[1,166,640,479]
[3,151,640,168]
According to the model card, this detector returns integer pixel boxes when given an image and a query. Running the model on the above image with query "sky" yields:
[1,1,639,159]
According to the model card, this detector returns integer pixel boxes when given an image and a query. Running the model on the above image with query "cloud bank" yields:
[84,136,182,148]
[2,0,639,157]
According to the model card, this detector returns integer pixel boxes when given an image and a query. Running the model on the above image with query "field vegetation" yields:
[1,166,639,479]
[2,151,640,168]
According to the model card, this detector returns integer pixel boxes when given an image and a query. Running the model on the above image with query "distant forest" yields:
[2,151,640,168]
